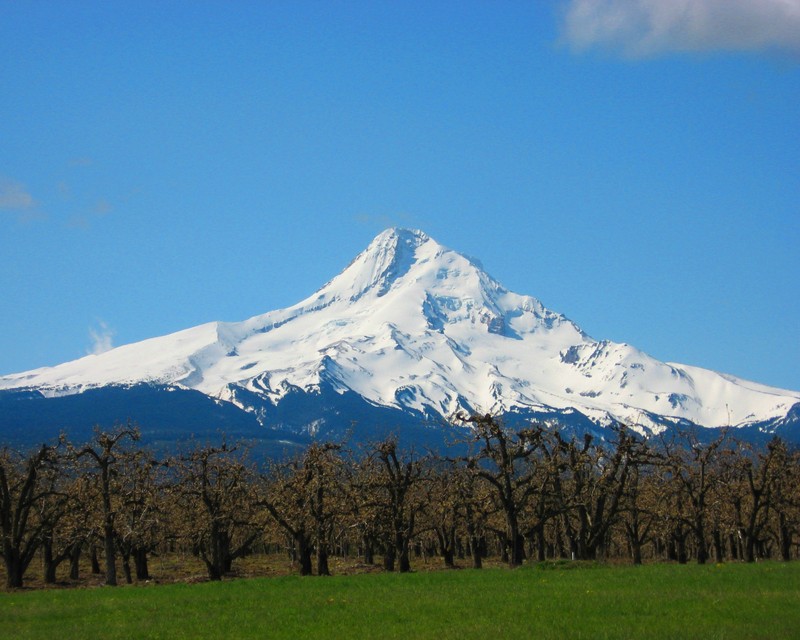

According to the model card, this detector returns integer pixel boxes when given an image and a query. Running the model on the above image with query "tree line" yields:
[2,416,799,589]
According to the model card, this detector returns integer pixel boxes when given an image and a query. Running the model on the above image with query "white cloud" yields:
[561,0,800,57]
[0,176,35,211]
[88,320,115,355]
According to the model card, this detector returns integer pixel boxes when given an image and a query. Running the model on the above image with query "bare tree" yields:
[54,473,96,581]
[116,448,164,582]
[766,438,800,561]
[419,459,461,568]
[260,442,344,576]
[171,441,261,580]
[618,461,662,564]
[71,425,140,586]
[456,459,493,568]
[0,444,61,588]
[37,467,77,584]
[460,414,547,567]
[732,438,781,562]
[343,450,381,566]
[555,428,643,561]
[368,438,425,573]
[659,430,730,564]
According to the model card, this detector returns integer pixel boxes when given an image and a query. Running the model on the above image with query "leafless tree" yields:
[460,414,548,567]
[554,428,643,561]
[70,425,140,586]
[170,441,262,580]
[368,438,426,572]
[260,442,345,576]
[0,444,62,588]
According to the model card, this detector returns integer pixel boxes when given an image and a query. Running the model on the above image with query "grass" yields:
[3,561,800,639]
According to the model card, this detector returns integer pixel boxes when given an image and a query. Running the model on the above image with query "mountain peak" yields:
[319,228,439,302]
[363,228,433,291]
[371,227,430,247]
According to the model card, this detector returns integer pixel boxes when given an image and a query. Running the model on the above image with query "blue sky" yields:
[1,0,798,391]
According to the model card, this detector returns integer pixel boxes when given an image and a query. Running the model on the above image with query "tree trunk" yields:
[91,544,101,574]
[507,514,525,567]
[220,535,234,574]
[362,534,374,565]
[535,527,546,563]
[695,525,708,565]
[666,538,677,562]
[296,534,312,576]
[712,530,724,564]
[317,542,330,576]
[398,536,411,573]
[69,543,82,580]
[383,545,396,572]
[744,531,756,563]
[779,517,792,562]
[441,545,454,568]
[630,538,643,565]
[103,526,117,586]
[469,534,483,569]
[205,561,222,581]
[728,534,739,561]
[437,530,455,568]
[42,537,57,584]
[676,534,688,565]
[471,541,483,569]
[696,540,708,564]
[121,551,133,585]
[134,547,150,580]
[4,551,25,589]
[204,523,225,580]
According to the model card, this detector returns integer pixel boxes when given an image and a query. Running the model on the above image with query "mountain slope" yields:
[1,228,798,440]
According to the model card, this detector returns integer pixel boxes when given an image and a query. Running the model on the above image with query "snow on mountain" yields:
[2,228,798,436]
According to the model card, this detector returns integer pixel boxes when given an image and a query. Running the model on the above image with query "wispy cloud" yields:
[0,176,36,211]
[0,176,45,223]
[68,215,91,229]
[88,320,115,355]
[560,0,800,57]
[93,198,113,215]
[57,180,73,200]
[67,199,113,229]
[354,212,417,230]
[68,157,93,168]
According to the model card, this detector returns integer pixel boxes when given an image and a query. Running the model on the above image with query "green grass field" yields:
[3,562,799,639]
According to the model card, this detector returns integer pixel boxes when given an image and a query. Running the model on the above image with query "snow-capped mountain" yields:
[2,228,798,446]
